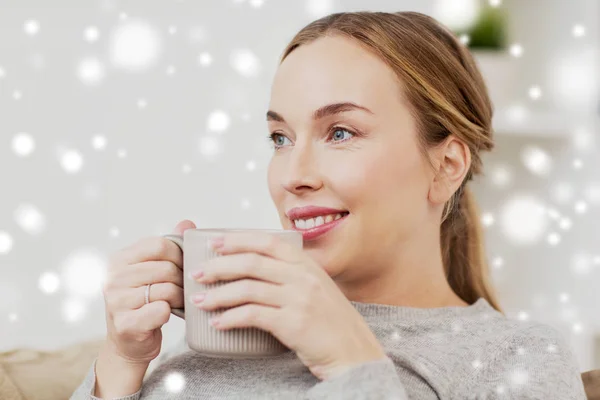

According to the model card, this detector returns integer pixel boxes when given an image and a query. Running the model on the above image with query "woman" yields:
[71,11,586,399]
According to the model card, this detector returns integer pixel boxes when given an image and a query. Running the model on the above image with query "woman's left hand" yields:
[189,231,388,381]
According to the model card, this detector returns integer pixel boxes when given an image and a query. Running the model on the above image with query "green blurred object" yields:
[455,3,507,50]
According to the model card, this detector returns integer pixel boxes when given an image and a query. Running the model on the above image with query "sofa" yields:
[1,339,599,399]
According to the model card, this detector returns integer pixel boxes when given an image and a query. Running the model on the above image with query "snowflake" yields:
[207,110,230,133]
[24,19,40,36]
[84,26,100,42]
[12,132,35,156]
[517,311,529,321]
[14,203,46,235]
[510,368,529,386]
[164,372,185,393]
[509,43,523,57]
[230,48,261,77]
[59,149,84,173]
[0,231,13,254]
[572,24,586,37]
[92,135,107,150]
[39,272,61,294]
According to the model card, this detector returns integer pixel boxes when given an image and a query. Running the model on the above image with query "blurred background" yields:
[0,0,599,373]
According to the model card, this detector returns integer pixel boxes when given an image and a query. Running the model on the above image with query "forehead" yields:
[269,35,404,116]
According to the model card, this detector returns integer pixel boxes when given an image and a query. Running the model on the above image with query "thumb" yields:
[172,219,196,236]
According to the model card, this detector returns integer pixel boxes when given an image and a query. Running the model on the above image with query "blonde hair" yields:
[280,11,502,312]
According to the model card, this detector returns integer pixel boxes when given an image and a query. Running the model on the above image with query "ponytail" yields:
[441,185,503,313]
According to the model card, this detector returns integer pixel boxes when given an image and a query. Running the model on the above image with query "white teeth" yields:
[293,212,346,229]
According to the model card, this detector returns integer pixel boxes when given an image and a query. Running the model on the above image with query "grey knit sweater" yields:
[71,298,587,399]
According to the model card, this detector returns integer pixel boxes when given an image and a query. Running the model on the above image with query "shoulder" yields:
[486,318,579,370]
[460,317,586,398]
[457,299,570,350]
[465,306,576,363]
[485,315,570,349]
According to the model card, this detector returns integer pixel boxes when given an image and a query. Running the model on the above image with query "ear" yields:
[428,136,471,205]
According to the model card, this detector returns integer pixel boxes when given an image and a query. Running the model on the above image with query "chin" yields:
[302,247,342,277]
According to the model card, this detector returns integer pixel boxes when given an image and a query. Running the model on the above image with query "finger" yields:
[114,300,172,335]
[143,282,184,310]
[116,236,183,267]
[195,253,292,285]
[121,260,183,288]
[194,279,283,311]
[173,219,196,235]
[107,283,184,312]
[215,232,300,263]
[211,303,278,332]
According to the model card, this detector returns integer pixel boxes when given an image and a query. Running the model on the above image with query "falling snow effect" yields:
[0,231,14,254]
[38,272,61,294]
[14,204,46,235]
[61,249,107,299]
[77,57,106,85]
[164,372,186,393]
[207,110,231,133]
[12,132,35,157]
[109,19,162,72]
[0,0,598,383]
[230,48,261,77]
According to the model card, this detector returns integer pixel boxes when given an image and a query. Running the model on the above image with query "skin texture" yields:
[266,35,470,308]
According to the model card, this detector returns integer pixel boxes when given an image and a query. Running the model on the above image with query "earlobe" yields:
[428,169,452,205]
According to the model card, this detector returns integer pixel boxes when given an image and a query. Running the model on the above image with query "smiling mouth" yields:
[290,211,349,230]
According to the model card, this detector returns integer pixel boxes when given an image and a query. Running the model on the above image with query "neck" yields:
[335,229,467,309]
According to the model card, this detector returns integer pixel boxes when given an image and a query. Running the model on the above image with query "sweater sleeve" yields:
[304,357,408,400]
[464,323,587,399]
[70,337,188,399]
[69,358,141,400]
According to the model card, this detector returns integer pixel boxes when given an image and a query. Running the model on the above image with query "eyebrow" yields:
[266,102,374,123]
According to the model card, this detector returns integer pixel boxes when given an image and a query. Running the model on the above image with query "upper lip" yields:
[286,206,348,220]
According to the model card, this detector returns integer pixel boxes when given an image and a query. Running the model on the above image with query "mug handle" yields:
[162,234,186,320]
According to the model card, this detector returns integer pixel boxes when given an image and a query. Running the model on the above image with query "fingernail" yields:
[209,237,224,249]
[191,293,205,303]
[191,269,204,279]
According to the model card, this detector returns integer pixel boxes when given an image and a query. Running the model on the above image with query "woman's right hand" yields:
[101,219,196,364]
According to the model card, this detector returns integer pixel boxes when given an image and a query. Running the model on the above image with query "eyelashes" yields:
[267,125,364,150]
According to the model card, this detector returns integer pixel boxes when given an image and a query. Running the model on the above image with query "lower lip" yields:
[292,213,349,241]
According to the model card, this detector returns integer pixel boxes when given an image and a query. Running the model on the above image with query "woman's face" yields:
[266,35,436,281]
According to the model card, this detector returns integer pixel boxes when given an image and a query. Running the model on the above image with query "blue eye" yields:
[268,133,291,148]
[332,128,354,142]
[267,126,358,150]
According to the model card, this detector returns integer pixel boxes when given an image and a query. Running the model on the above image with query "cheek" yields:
[328,166,369,202]
[347,145,428,221]
[267,159,281,201]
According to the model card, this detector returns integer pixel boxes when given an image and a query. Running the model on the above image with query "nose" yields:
[281,144,323,195]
